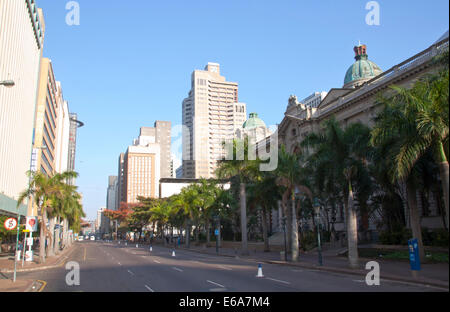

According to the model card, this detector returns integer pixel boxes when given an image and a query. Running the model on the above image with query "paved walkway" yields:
[0,244,75,292]
[133,240,448,289]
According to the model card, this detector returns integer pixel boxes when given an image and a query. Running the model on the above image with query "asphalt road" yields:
[14,241,444,292]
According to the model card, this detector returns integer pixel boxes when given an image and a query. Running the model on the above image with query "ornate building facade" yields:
[272,34,449,241]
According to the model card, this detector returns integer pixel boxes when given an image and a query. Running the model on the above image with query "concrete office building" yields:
[54,85,70,175]
[0,0,45,217]
[154,121,172,179]
[106,176,118,211]
[124,128,162,203]
[33,58,60,178]
[182,63,246,178]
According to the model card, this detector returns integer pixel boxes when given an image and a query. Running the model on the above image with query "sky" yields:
[35,0,449,220]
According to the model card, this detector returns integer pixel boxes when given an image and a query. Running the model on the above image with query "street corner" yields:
[0,278,36,292]
[26,280,47,292]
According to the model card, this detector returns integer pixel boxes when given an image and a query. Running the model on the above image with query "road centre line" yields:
[207,280,225,288]
[145,285,155,292]
[173,267,183,272]
[266,277,291,285]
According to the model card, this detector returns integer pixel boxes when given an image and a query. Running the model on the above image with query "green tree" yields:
[302,119,372,268]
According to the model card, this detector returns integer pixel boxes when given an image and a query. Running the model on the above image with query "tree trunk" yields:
[186,221,191,248]
[39,207,47,263]
[47,217,55,257]
[285,199,292,254]
[240,183,249,255]
[195,221,200,244]
[206,219,211,246]
[54,216,60,255]
[261,207,270,252]
[291,193,299,262]
[346,182,359,269]
[438,161,449,230]
[406,178,425,262]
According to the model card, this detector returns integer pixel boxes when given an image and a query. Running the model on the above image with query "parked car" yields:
[90,236,95,241]
[78,236,84,241]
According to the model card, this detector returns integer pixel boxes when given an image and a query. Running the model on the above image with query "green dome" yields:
[242,113,267,129]
[344,44,382,87]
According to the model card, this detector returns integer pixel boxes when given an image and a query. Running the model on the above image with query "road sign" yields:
[215,229,219,236]
[4,218,18,231]
[408,238,421,271]
[26,217,38,232]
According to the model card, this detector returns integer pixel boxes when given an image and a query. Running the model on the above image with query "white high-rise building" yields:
[0,1,45,217]
[182,63,246,178]
[299,92,328,108]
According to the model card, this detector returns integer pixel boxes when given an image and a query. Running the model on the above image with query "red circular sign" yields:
[4,218,18,231]
[28,219,36,226]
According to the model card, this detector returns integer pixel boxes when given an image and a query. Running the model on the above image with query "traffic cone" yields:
[172,250,176,257]
[149,246,152,252]
[125,242,127,246]
[256,263,264,278]
[136,244,139,248]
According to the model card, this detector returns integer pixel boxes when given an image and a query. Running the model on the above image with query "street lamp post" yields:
[213,215,220,254]
[314,198,323,266]
[282,216,287,262]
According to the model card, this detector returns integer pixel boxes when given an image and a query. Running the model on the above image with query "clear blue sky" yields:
[36,0,449,220]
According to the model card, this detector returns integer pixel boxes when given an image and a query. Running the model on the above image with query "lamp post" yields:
[282,216,287,261]
[213,215,220,254]
[314,198,323,266]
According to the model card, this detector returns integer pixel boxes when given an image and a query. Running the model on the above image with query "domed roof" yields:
[242,113,267,129]
[344,44,382,88]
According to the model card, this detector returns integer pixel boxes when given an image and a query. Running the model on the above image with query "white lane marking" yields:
[352,279,365,283]
[172,267,183,272]
[266,277,291,285]
[153,260,161,264]
[207,280,225,288]
[145,285,155,292]
[128,270,135,276]
[218,265,232,271]
[118,262,122,266]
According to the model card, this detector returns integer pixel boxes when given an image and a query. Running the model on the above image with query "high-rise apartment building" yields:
[182,63,246,178]
[299,92,328,108]
[0,1,45,217]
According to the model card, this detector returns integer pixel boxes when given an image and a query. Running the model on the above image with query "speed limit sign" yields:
[4,218,18,231]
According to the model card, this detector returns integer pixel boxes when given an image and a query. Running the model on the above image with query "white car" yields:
[90,236,95,241]
[78,236,83,241]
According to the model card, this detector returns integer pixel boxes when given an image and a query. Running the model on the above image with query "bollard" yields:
[256,263,264,278]
[172,250,176,257]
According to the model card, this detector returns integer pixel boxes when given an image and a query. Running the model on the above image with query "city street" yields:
[10,241,444,292]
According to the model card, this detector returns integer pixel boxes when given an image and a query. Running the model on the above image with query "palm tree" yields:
[17,171,79,263]
[385,69,449,229]
[302,119,372,268]
[371,72,449,261]
[275,145,312,262]
[246,172,281,252]
[216,138,259,255]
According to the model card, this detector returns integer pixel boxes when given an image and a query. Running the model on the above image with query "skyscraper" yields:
[0,1,45,217]
[182,63,246,178]
[106,176,118,211]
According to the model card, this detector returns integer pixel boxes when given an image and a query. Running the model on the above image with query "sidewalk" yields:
[0,277,36,292]
[0,244,75,274]
[141,240,449,290]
